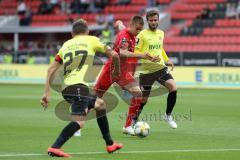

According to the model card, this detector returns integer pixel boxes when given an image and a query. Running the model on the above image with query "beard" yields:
[149,23,158,30]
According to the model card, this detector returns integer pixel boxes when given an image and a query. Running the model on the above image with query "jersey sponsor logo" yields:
[149,44,161,50]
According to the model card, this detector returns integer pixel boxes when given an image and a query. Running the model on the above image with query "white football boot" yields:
[122,126,136,136]
[164,114,178,129]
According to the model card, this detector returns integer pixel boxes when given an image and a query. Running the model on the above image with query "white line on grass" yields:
[0,148,240,157]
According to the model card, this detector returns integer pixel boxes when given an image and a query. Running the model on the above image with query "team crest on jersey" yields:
[159,37,162,41]
[121,37,127,43]
[120,37,129,49]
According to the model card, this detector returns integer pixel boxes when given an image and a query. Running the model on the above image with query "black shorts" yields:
[139,67,173,97]
[61,83,97,116]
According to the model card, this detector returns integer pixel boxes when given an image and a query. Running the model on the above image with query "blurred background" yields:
[0,0,240,88]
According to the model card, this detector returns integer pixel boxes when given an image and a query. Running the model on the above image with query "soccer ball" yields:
[133,121,150,138]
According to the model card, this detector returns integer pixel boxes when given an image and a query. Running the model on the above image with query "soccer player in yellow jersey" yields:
[128,10,178,129]
[40,19,122,158]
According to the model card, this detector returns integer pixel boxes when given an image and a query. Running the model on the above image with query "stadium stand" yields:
[164,0,240,53]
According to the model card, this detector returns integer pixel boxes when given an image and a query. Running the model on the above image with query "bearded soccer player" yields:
[94,16,158,136]
[40,19,123,158]
[126,10,178,129]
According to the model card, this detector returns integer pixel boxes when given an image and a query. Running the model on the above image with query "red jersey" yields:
[94,29,138,96]
[105,28,138,74]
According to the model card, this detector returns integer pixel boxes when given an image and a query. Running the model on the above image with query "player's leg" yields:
[47,84,89,158]
[131,72,155,123]
[164,79,177,115]
[94,66,113,98]
[94,97,123,153]
[163,79,177,128]
[94,97,113,145]
[48,103,87,157]
[157,69,178,129]
[121,72,155,135]
[133,85,152,121]
[48,114,85,158]
[122,81,142,135]
[93,69,122,152]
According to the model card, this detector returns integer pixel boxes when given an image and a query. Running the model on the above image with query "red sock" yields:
[124,98,142,128]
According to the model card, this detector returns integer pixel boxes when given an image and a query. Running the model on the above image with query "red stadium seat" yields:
[183,0,226,4]
[170,12,200,20]
[131,0,147,5]
[203,28,240,36]
[158,0,171,4]
[164,36,240,45]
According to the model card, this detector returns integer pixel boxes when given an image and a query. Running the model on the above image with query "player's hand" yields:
[112,69,120,79]
[144,53,161,62]
[151,55,161,62]
[40,94,49,110]
[143,52,153,60]
[166,60,174,71]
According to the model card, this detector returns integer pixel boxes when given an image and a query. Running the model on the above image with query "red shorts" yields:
[94,66,136,96]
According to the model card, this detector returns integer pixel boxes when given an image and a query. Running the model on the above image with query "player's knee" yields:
[71,115,86,128]
[169,85,177,92]
[129,88,142,97]
[94,98,106,111]
[166,81,177,92]
[76,121,85,128]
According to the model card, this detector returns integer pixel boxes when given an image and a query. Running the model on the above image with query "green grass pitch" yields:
[0,84,240,160]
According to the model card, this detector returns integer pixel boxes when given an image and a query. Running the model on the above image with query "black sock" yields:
[133,102,146,122]
[166,91,177,115]
[96,109,113,146]
[52,121,80,148]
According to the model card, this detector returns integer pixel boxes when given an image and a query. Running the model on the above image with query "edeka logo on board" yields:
[0,69,18,78]
[209,73,240,84]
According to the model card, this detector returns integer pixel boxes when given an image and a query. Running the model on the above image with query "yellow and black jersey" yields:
[135,29,169,74]
[55,35,107,86]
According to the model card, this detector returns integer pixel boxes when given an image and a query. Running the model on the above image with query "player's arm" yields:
[40,60,62,110]
[119,49,148,59]
[94,37,120,77]
[120,49,160,62]
[118,35,146,58]
[162,49,174,71]
[117,35,157,61]
[105,46,120,77]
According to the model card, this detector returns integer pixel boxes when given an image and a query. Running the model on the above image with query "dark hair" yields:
[146,10,159,20]
[72,19,88,35]
[130,15,144,25]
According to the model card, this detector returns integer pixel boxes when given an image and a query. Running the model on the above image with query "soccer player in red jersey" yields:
[94,16,158,135]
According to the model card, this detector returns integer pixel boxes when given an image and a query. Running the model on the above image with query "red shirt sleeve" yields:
[55,54,63,64]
